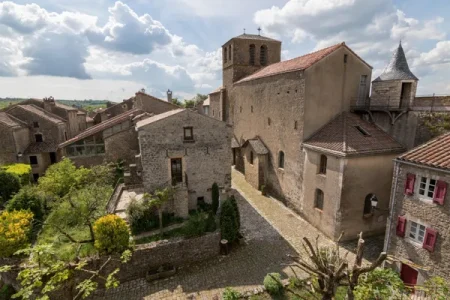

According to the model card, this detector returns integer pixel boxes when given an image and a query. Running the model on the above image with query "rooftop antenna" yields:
[243,28,246,34]
[257,27,261,35]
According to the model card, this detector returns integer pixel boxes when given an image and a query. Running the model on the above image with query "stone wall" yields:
[138,110,232,211]
[0,124,18,165]
[371,80,417,108]
[386,162,450,283]
[104,127,139,165]
[208,91,221,121]
[241,145,261,190]
[135,92,180,115]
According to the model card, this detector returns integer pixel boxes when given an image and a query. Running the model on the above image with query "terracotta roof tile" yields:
[397,131,450,170]
[303,113,404,156]
[59,109,141,148]
[236,43,343,84]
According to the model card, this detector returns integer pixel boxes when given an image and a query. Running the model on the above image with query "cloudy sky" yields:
[0,0,449,102]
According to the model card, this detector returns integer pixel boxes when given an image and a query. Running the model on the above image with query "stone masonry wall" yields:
[371,80,417,108]
[104,127,139,165]
[138,110,232,211]
[0,124,18,164]
[386,162,450,283]
[209,92,221,121]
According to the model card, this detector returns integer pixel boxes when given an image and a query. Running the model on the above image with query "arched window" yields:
[278,151,285,169]
[315,189,324,210]
[364,194,376,215]
[250,151,254,165]
[228,44,232,60]
[260,45,268,66]
[319,155,327,174]
[249,44,256,65]
[223,47,228,63]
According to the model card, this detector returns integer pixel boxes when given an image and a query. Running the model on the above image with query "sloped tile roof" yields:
[12,105,66,124]
[303,113,404,156]
[233,34,280,42]
[231,136,240,148]
[0,112,27,128]
[242,137,269,155]
[136,109,185,129]
[397,131,450,170]
[374,42,418,82]
[236,43,343,84]
[24,141,58,154]
[209,86,223,94]
[59,109,142,148]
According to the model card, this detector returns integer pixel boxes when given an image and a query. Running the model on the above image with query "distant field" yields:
[0,99,109,112]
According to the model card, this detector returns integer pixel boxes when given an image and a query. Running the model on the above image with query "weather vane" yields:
[243,28,246,34]
[257,27,261,35]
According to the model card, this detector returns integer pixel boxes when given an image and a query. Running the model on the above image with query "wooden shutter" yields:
[423,228,438,252]
[404,174,416,195]
[396,216,407,237]
[433,180,447,205]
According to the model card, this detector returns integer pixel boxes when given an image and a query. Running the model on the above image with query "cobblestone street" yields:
[93,168,383,299]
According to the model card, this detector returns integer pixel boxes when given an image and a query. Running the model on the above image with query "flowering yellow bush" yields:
[94,215,129,254]
[0,210,33,257]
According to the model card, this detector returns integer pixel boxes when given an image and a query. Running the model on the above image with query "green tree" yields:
[354,268,405,299]
[0,171,21,206]
[1,163,31,185]
[146,187,173,235]
[6,186,45,221]
[0,210,33,257]
[220,199,238,243]
[183,99,196,108]
[0,244,132,300]
[229,195,240,230]
[171,98,183,106]
[211,183,219,215]
[94,215,130,254]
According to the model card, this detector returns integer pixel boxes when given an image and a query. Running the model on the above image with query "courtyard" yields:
[92,169,383,300]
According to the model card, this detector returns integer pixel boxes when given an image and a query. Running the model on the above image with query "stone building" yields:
[58,91,180,167]
[352,42,450,149]
[131,108,232,217]
[384,132,450,284]
[4,104,68,180]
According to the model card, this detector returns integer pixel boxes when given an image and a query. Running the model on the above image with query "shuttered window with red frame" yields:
[396,216,407,237]
[405,174,416,195]
[423,228,438,252]
[433,180,447,205]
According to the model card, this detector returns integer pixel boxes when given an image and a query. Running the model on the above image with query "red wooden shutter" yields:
[396,216,406,237]
[404,174,416,195]
[433,180,447,205]
[423,228,438,252]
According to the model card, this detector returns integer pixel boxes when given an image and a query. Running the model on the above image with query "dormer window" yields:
[33,121,39,128]
[35,134,43,143]
[355,125,370,136]
[184,126,193,141]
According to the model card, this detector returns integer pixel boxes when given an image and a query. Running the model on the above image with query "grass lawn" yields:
[37,224,97,261]
[134,227,186,245]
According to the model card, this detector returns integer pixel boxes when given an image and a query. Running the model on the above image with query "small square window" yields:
[35,134,43,142]
[33,121,39,128]
[418,177,436,199]
[29,156,38,165]
[408,221,426,244]
[184,127,193,141]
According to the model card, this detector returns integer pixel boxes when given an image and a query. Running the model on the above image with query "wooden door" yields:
[401,263,418,286]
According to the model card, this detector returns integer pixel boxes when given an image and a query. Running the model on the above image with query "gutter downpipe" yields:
[382,160,400,268]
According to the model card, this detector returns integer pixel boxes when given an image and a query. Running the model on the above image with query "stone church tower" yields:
[221,34,282,123]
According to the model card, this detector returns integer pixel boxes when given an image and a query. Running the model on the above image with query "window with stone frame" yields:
[418,176,437,199]
[170,158,183,185]
[278,151,285,169]
[407,221,426,244]
[35,134,43,143]
[260,45,268,66]
[318,155,327,174]
[184,127,193,141]
[249,44,256,65]
[29,156,38,165]
[315,189,324,210]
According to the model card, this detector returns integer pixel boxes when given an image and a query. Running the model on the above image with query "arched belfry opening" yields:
[249,44,256,65]
[260,45,267,66]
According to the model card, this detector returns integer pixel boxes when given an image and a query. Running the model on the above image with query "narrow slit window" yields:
[315,189,324,210]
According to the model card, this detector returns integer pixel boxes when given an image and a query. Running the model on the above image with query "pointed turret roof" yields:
[374,42,418,82]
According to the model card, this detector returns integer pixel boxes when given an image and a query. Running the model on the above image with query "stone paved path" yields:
[93,168,383,300]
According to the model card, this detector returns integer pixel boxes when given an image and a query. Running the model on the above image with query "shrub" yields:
[127,199,158,234]
[354,268,405,300]
[94,215,130,254]
[184,212,208,238]
[6,186,44,221]
[1,164,31,185]
[211,182,219,215]
[0,171,21,206]
[0,210,33,257]
[220,200,238,242]
[228,195,240,229]
[222,287,241,300]
[263,273,283,295]
[424,276,450,299]
[205,212,217,232]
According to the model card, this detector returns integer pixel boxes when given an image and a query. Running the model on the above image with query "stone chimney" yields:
[167,89,173,103]
[43,96,56,111]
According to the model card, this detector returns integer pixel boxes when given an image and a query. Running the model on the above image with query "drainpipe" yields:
[383,160,400,267]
